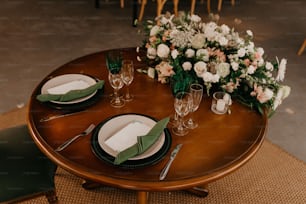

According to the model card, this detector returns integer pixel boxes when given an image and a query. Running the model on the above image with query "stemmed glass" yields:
[172,92,192,136]
[122,60,134,102]
[184,83,203,129]
[108,71,125,108]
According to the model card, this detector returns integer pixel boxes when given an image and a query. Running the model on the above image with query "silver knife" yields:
[159,144,183,181]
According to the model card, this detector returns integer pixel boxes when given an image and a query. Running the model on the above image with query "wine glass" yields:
[172,92,192,136]
[122,60,134,102]
[184,83,203,129]
[106,50,122,74]
[108,71,125,108]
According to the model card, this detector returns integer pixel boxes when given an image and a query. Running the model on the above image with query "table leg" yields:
[137,191,149,204]
[186,185,209,197]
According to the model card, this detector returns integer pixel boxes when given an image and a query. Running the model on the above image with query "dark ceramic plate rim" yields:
[91,113,172,169]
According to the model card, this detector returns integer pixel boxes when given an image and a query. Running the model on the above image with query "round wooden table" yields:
[27,48,267,204]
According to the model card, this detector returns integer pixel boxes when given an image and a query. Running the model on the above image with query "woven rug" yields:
[2,106,306,204]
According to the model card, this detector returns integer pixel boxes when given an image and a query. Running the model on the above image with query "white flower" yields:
[191,33,205,49]
[185,48,195,58]
[196,49,209,61]
[182,61,192,71]
[194,61,207,76]
[190,14,201,22]
[157,44,170,58]
[265,62,274,71]
[276,58,287,81]
[216,62,230,78]
[147,47,157,59]
[246,30,253,37]
[203,22,217,41]
[147,67,155,79]
[218,36,228,46]
[257,87,274,103]
[231,61,239,71]
[150,25,160,36]
[247,42,255,53]
[220,24,230,35]
[257,47,264,57]
[171,49,179,59]
[202,72,219,83]
[273,85,291,110]
[247,65,256,75]
[237,48,246,57]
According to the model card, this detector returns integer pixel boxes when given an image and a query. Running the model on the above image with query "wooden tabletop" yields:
[27,47,267,192]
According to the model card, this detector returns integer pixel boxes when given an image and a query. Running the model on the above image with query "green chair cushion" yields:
[0,125,57,202]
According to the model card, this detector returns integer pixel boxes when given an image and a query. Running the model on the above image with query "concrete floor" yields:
[0,0,305,162]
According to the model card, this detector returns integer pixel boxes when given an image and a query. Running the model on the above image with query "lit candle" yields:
[216,99,226,112]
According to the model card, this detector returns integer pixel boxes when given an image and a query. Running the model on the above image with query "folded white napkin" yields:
[47,80,90,95]
[105,121,151,152]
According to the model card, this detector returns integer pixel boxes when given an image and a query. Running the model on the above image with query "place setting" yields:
[91,114,172,169]
[36,73,105,111]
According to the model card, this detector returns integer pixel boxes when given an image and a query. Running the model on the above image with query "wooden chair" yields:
[297,39,306,56]
[138,0,179,22]
[95,0,125,8]
[0,125,58,204]
[191,0,235,14]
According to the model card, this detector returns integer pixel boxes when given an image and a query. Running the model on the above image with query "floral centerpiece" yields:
[141,12,290,117]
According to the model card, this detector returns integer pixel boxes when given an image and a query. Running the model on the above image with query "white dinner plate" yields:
[97,114,165,160]
[41,74,97,104]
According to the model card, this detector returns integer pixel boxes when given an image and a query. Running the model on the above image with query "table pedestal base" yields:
[137,191,149,204]
[186,185,209,197]
[82,180,103,190]
[82,180,208,203]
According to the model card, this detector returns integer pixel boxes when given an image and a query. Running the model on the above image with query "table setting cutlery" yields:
[39,110,87,122]
[55,124,95,152]
[159,143,183,181]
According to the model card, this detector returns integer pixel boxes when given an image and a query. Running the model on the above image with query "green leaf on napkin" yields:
[114,117,170,165]
[36,80,104,102]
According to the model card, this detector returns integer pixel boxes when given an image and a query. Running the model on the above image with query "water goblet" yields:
[184,83,203,129]
[108,71,125,108]
[106,50,122,74]
[172,92,192,136]
[122,60,134,102]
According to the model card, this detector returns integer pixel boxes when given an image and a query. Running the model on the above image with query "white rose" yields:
[185,48,195,58]
[150,25,160,36]
[202,72,220,83]
[247,65,256,75]
[246,30,253,37]
[237,48,246,57]
[147,47,157,59]
[194,61,207,76]
[171,49,179,59]
[231,61,239,71]
[182,61,192,71]
[220,24,230,35]
[216,62,230,78]
[157,44,170,59]
[196,49,209,61]
[191,33,206,49]
[247,42,255,53]
[190,14,201,22]
[218,36,228,46]
[265,62,274,71]
[257,47,264,57]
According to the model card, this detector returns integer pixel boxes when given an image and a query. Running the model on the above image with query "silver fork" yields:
[55,124,95,152]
